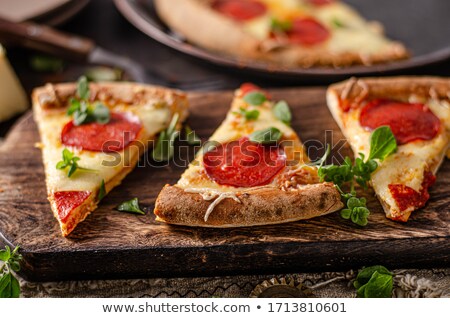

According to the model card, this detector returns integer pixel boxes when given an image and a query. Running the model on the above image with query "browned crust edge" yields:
[328,76,450,104]
[154,0,409,68]
[154,183,344,227]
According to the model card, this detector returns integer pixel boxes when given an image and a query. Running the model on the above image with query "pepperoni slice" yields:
[212,0,267,21]
[61,112,142,152]
[54,191,91,223]
[359,99,441,145]
[203,137,286,187]
[388,171,436,219]
[307,0,335,6]
[286,17,330,46]
[239,83,271,99]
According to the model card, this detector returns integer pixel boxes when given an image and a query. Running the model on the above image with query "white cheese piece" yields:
[0,45,28,122]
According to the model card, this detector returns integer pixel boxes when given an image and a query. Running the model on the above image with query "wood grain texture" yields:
[0,87,448,282]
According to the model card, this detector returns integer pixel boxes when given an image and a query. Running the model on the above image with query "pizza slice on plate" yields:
[155,0,409,67]
[154,83,343,227]
[327,77,450,222]
[33,79,188,236]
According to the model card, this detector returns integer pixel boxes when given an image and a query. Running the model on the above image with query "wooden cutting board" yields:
[0,87,448,282]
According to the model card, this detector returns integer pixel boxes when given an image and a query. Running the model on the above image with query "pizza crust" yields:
[154,0,409,67]
[155,183,343,227]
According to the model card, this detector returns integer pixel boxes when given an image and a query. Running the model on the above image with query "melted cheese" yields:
[342,104,449,213]
[37,103,172,193]
[176,89,312,220]
[242,1,398,58]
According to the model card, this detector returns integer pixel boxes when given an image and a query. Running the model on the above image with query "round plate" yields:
[115,0,450,80]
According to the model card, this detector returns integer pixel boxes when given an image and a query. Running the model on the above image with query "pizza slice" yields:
[327,76,450,222]
[33,79,188,236]
[155,0,409,67]
[154,83,343,227]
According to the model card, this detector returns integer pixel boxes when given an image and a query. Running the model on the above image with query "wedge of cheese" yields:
[0,45,28,122]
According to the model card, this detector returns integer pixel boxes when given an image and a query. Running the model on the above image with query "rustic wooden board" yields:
[0,87,448,282]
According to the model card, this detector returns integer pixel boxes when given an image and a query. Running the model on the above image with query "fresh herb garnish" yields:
[116,198,145,215]
[152,113,180,161]
[29,55,65,73]
[273,100,292,125]
[67,76,111,126]
[249,127,282,145]
[317,126,397,226]
[354,265,393,298]
[56,148,97,178]
[243,92,267,106]
[0,245,22,298]
[340,195,370,226]
[98,179,106,201]
[185,125,202,146]
[271,18,293,32]
[234,107,260,121]
[332,18,345,28]
[368,126,398,161]
[85,67,122,82]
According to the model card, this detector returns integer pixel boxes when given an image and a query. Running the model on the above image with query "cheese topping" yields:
[177,87,313,220]
[342,103,449,213]
[36,102,172,193]
[241,1,399,57]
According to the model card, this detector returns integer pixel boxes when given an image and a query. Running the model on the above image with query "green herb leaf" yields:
[354,265,393,289]
[69,77,111,126]
[98,180,106,201]
[77,76,90,100]
[0,247,10,262]
[185,125,202,146]
[353,153,378,189]
[235,107,260,121]
[273,100,292,125]
[116,198,145,215]
[56,149,96,178]
[29,55,65,73]
[85,67,122,82]
[318,157,353,187]
[357,271,393,298]
[243,92,267,106]
[92,103,111,124]
[340,196,370,226]
[271,18,293,32]
[332,18,345,28]
[368,126,398,161]
[0,273,12,298]
[0,245,22,298]
[249,127,282,144]
[152,114,180,161]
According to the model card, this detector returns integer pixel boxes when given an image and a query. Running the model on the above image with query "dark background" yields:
[2,0,450,136]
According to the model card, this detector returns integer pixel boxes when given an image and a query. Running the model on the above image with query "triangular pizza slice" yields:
[327,77,450,222]
[155,83,343,227]
[33,80,188,236]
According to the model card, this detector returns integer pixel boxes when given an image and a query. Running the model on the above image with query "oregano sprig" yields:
[56,148,97,178]
[317,126,398,226]
[68,76,111,126]
[0,245,22,298]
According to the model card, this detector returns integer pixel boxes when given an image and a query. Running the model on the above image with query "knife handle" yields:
[0,17,94,61]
